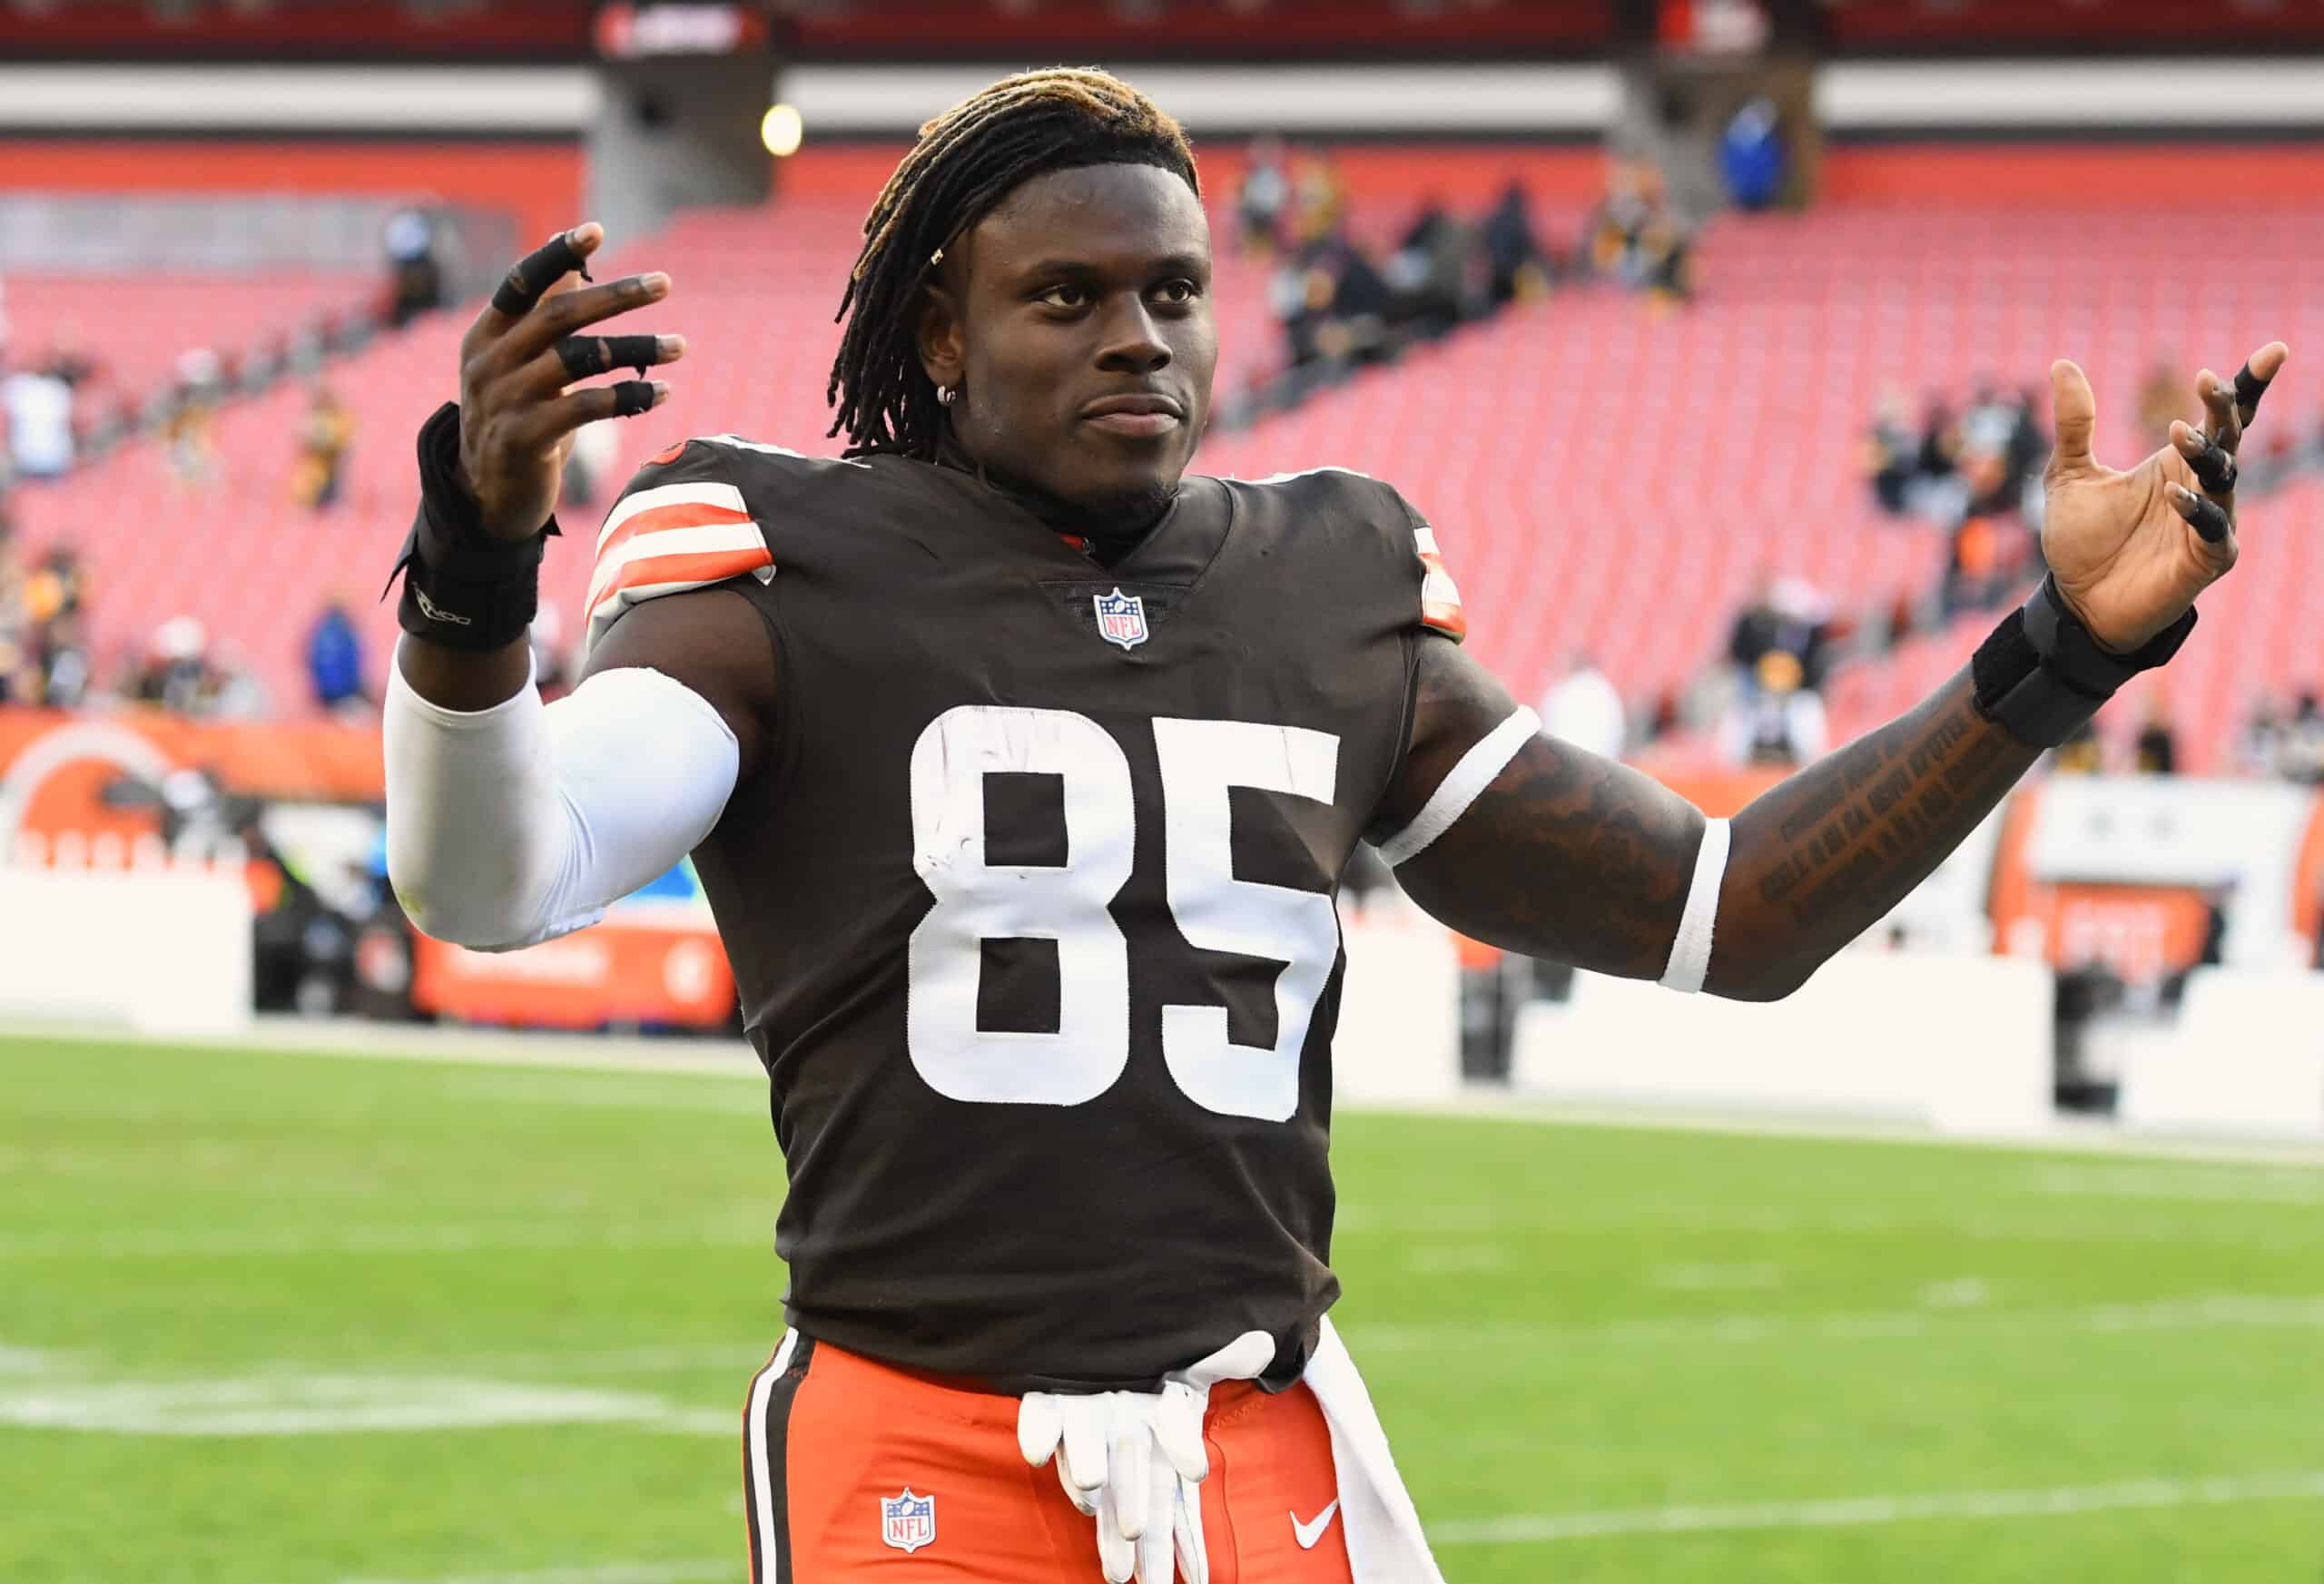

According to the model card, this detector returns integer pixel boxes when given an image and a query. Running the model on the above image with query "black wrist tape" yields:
[381,401,559,652]
[1970,576,2195,748]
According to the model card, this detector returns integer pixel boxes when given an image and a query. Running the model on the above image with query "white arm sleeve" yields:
[384,650,742,951]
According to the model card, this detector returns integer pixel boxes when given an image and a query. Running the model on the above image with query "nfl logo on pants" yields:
[1093,586,1148,650]
[881,1489,936,1554]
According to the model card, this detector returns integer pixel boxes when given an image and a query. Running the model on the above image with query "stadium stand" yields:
[5,267,378,430]
[9,182,2318,772]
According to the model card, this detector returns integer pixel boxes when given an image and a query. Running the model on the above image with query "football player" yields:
[383,68,2283,1584]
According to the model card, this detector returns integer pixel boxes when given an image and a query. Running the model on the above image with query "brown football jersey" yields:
[586,437,1463,1392]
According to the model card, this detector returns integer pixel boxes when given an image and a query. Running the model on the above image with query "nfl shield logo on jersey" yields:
[880,1488,936,1554]
[1092,586,1149,650]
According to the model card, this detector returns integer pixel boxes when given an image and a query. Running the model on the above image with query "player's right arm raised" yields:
[1374,342,2286,1001]
[384,225,778,950]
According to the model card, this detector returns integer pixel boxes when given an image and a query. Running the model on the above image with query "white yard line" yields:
[1428,1469,2324,1546]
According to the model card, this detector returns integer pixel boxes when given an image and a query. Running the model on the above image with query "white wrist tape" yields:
[1659,816,1729,994]
[384,650,741,950]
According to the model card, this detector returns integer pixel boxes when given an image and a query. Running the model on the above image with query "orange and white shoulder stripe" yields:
[584,480,771,653]
[1414,526,1466,642]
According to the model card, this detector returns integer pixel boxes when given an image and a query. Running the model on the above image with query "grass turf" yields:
[5,1031,2321,1584]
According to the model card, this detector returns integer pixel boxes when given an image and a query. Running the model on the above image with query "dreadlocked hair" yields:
[826,67,1199,459]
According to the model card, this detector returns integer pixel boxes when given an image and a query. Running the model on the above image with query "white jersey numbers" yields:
[904,705,1341,1118]
[1152,718,1339,1122]
[906,706,1136,1107]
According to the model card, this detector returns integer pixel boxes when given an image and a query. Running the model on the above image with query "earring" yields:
[937,384,959,407]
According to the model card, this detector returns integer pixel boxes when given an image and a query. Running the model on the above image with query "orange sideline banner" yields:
[0,705,383,846]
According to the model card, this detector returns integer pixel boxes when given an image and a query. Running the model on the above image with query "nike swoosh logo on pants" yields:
[1291,1500,1340,1550]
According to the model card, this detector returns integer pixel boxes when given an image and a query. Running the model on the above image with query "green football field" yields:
[5,1030,2322,1584]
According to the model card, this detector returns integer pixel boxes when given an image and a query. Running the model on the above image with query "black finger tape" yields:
[597,334,662,376]
[2233,361,2271,417]
[610,380,657,418]
[555,336,605,379]
[492,231,596,317]
[2181,491,2231,544]
[2188,442,2237,496]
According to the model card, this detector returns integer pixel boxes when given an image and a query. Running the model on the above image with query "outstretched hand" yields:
[455,223,687,541]
[2042,340,2289,652]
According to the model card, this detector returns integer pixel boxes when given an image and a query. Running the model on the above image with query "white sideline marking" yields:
[1428,1470,2324,1546]
[1344,1294,2324,1353]
[339,1565,731,1584]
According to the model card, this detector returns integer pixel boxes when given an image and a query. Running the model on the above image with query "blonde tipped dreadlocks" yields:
[826,68,1199,459]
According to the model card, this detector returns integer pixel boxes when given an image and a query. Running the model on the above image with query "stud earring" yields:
[937,384,959,407]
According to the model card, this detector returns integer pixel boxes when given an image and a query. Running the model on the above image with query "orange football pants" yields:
[742,1332,1355,1582]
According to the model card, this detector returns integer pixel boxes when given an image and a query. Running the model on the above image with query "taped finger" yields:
[2233,360,2273,427]
[2185,438,2238,496]
[2173,483,2232,544]
[608,379,659,418]
[556,334,665,381]
[494,230,595,318]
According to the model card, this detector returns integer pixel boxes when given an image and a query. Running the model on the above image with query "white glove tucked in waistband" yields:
[1015,1330,1275,1584]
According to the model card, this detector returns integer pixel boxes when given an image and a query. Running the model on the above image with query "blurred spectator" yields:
[136,615,223,714]
[1384,199,1482,340]
[1582,159,1692,304]
[1718,95,1787,211]
[291,385,355,510]
[2132,695,2179,775]
[1941,514,2009,619]
[162,351,227,487]
[2240,693,2287,778]
[1538,653,1626,762]
[161,390,219,487]
[1864,385,1918,515]
[384,208,448,330]
[1728,572,1834,690]
[1236,135,1292,255]
[1721,649,1826,765]
[2280,693,2324,785]
[1,358,74,479]
[306,598,367,713]
[1479,181,1550,307]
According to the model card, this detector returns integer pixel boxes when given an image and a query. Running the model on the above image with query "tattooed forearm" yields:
[1711,666,2038,998]
[1377,640,2038,1002]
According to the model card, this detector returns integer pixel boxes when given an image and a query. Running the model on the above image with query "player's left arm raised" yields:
[1375,341,2287,1001]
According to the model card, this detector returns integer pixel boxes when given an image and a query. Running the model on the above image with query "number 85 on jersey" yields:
[906,704,1342,1122]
